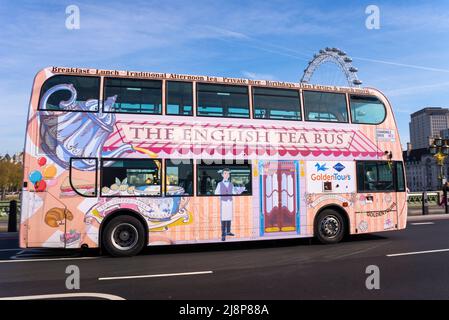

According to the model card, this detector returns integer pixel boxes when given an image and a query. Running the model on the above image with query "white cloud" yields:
[241,71,276,80]
[386,81,449,97]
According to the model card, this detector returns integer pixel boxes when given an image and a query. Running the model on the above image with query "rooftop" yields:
[411,107,449,118]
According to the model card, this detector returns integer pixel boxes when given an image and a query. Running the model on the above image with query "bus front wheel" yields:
[314,209,346,244]
[102,215,145,257]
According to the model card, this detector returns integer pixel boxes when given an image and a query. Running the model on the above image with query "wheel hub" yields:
[111,223,139,251]
[119,231,130,241]
[321,216,340,238]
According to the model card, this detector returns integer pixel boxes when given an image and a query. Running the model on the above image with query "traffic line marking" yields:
[411,222,435,225]
[0,292,125,300]
[0,257,99,263]
[387,248,449,257]
[99,270,213,281]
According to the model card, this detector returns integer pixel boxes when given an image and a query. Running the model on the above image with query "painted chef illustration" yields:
[215,168,246,241]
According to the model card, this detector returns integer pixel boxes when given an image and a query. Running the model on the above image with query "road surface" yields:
[1,215,449,300]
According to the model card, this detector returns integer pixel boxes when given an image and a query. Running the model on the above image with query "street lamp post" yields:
[429,137,449,214]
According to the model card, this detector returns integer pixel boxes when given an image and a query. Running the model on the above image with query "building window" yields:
[303,91,348,123]
[350,95,386,124]
[104,78,162,114]
[253,87,301,120]
[197,84,249,118]
[101,159,161,196]
[166,81,193,116]
[197,160,252,196]
[165,159,193,196]
[39,75,100,111]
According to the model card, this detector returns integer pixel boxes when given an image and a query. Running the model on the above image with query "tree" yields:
[0,159,23,200]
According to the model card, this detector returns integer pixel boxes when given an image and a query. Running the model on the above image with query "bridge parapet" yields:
[407,192,440,207]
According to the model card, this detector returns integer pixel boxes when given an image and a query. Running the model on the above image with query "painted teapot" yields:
[39,83,132,171]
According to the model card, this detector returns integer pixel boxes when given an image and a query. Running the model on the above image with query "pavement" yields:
[0,220,18,233]
[1,213,449,299]
[408,205,448,216]
[0,219,6,232]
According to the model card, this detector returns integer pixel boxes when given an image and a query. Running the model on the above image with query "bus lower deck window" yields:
[101,159,162,196]
[165,159,194,196]
[197,160,252,196]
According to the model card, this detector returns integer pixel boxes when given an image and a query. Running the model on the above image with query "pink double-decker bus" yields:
[20,67,406,256]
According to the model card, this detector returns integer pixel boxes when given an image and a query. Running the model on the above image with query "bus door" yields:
[26,189,68,248]
[355,161,398,233]
[260,161,298,234]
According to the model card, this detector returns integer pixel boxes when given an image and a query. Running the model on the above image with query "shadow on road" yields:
[138,233,389,257]
[2,233,389,260]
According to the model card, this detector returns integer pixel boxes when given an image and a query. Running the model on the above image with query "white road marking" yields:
[0,292,125,300]
[0,257,99,263]
[410,222,435,225]
[387,248,449,257]
[99,270,213,281]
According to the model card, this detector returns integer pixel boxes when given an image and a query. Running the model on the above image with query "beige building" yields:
[409,107,449,150]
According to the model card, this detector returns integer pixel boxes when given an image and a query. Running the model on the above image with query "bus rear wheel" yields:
[102,215,145,257]
[314,209,346,244]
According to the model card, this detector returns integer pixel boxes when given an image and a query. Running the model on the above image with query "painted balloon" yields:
[43,164,57,179]
[29,171,42,184]
[37,157,47,167]
[35,180,47,192]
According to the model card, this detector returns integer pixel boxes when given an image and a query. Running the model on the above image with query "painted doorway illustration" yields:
[259,161,300,235]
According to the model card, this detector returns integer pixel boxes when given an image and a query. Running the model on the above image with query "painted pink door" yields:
[262,161,297,233]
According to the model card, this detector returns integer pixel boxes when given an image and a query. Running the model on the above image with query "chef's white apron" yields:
[220,200,233,221]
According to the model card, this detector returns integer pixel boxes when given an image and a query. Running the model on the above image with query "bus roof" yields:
[42,66,376,96]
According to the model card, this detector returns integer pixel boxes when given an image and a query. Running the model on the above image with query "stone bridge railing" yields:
[407,192,441,207]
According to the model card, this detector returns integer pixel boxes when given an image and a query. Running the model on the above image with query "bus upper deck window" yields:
[197,84,249,118]
[166,81,193,116]
[39,75,100,112]
[350,95,386,125]
[103,78,162,114]
[253,87,301,121]
[303,91,348,123]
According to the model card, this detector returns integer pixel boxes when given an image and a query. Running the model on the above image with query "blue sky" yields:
[1,0,449,153]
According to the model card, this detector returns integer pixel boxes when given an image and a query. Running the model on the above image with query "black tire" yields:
[314,209,346,244]
[102,215,145,257]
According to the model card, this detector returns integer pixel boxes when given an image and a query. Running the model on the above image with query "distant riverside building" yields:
[409,107,449,150]
[404,107,449,191]
[403,147,448,192]
[440,128,449,139]
[0,152,23,164]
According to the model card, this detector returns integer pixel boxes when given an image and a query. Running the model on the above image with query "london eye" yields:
[301,47,362,87]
